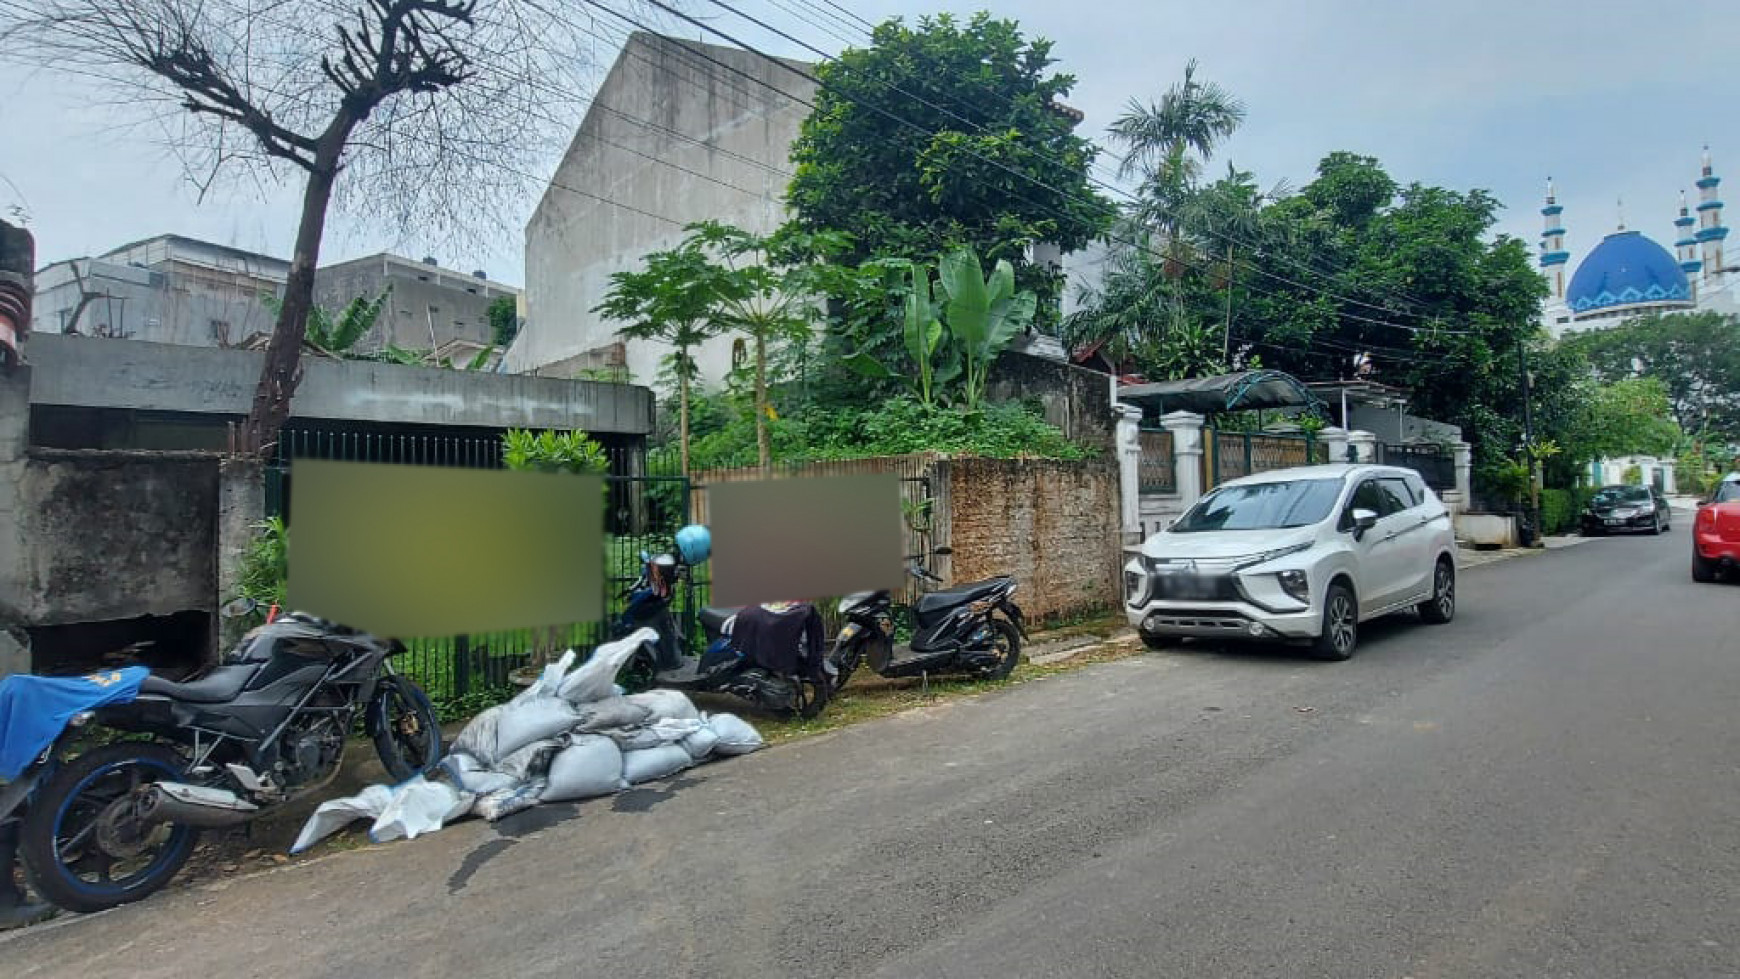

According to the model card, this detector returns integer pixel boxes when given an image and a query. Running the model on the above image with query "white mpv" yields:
[1124,464,1459,660]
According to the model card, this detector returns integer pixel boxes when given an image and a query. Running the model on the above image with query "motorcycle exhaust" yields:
[139,782,260,828]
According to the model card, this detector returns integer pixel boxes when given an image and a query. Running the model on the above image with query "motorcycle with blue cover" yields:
[827,547,1028,692]
[609,525,832,718]
[0,600,442,914]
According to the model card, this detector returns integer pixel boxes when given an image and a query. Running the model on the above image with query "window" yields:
[1347,479,1388,516]
[1377,478,1415,514]
[1171,478,1346,533]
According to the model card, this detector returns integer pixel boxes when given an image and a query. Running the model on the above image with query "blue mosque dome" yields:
[1564,231,1694,316]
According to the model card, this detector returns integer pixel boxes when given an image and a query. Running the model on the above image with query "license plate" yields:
[1161,574,1220,600]
[1606,518,1621,526]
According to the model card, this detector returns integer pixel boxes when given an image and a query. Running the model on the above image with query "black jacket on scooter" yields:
[732,603,827,682]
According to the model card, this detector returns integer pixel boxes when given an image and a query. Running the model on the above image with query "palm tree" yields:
[1108,58,1247,214]
[1180,163,1293,358]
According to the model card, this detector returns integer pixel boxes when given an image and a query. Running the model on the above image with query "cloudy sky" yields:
[2,0,1735,285]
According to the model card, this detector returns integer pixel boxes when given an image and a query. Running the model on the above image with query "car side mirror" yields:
[1350,508,1379,539]
[220,597,259,620]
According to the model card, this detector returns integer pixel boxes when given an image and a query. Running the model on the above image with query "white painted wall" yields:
[512,33,817,392]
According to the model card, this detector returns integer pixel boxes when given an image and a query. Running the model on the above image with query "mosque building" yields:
[1539,148,1739,338]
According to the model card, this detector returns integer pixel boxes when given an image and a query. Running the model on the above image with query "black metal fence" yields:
[1379,442,1456,491]
[260,426,698,708]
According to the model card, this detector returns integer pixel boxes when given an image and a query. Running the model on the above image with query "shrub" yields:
[235,516,288,609]
[1540,488,1575,536]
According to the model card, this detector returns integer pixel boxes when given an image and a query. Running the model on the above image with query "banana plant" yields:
[844,260,960,407]
[938,246,1036,412]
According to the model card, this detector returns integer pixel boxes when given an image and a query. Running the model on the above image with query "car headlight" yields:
[1236,541,1313,570]
[1125,570,1147,603]
[1276,569,1310,603]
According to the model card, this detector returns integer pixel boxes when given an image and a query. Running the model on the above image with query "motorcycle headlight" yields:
[1276,569,1310,603]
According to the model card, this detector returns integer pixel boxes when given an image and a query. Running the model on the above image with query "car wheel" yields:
[1310,582,1358,661]
[1650,513,1665,535]
[1417,558,1455,624]
[1693,550,1717,583]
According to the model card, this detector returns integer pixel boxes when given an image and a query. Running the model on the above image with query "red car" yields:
[1692,476,1740,582]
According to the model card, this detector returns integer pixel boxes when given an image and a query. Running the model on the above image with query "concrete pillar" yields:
[0,366,28,677]
[1319,426,1351,465]
[1348,430,1378,464]
[1661,459,1678,495]
[1453,441,1473,504]
[1162,410,1206,507]
[214,456,266,661]
[1114,403,1143,544]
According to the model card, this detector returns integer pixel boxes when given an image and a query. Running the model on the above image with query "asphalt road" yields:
[8,528,1739,979]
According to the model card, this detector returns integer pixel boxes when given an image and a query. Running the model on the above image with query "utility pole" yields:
[1517,331,1543,547]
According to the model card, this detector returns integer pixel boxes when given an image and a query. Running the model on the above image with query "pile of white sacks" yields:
[291,628,764,853]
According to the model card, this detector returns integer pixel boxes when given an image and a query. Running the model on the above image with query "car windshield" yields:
[1170,477,1345,533]
[1592,486,1651,505]
[1712,480,1740,504]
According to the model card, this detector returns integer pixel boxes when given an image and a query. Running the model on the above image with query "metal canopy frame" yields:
[1120,370,1329,420]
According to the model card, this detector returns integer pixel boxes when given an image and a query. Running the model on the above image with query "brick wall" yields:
[937,456,1120,624]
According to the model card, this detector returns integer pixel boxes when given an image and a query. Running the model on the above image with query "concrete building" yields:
[33,234,289,347]
[508,32,816,388]
[313,253,520,357]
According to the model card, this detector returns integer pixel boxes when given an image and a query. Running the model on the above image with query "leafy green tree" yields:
[487,295,520,349]
[787,11,1114,340]
[593,240,726,475]
[1559,311,1740,438]
[1109,57,1246,233]
[1570,377,1682,462]
[938,247,1037,411]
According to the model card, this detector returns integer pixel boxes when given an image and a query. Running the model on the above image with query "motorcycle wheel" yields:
[791,675,830,720]
[21,742,200,915]
[830,642,863,695]
[370,676,443,783]
[981,619,1022,681]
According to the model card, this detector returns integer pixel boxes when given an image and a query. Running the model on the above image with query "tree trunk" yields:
[678,351,691,477]
[237,157,343,458]
[1222,243,1235,361]
[754,331,770,476]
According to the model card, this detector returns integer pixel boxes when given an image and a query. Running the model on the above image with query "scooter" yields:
[609,529,831,719]
[827,546,1029,691]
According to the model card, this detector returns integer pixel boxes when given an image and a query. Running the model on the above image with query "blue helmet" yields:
[675,524,711,566]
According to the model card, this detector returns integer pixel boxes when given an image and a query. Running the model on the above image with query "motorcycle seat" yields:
[914,577,1013,618]
[139,665,256,704]
[698,606,741,634]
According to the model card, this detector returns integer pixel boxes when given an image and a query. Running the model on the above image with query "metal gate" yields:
[260,428,690,707]
[1378,443,1455,491]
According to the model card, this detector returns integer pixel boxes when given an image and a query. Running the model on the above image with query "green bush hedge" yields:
[1540,489,1574,536]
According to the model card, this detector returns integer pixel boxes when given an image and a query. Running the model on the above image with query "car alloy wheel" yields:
[1329,594,1356,653]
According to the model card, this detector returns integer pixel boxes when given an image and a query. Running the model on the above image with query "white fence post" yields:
[1319,426,1350,465]
[1348,430,1378,463]
[1115,403,1143,546]
[1163,410,1206,508]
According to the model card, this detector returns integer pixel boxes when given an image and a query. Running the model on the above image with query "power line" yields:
[711,0,1443,321]
[584,0,1472,339]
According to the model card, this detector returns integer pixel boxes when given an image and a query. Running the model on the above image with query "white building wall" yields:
[512,33,817,390]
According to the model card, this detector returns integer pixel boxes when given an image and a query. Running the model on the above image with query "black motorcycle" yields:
[1,599,442,914]
[611,550,831,718]
[828,547,1028,691]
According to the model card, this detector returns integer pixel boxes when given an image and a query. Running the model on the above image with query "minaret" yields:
[1675,189,1703,297]
[1696,146,1728,287]
[1539,177,1570,301]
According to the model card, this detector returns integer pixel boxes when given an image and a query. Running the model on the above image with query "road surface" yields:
[8,529,1739,978]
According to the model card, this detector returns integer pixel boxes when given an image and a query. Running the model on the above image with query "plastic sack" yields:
[370,777,473,844]
[624,688,700,723]
[474,781,544,822]
[680,723,720,761]
[707,713,764,756]
[440,752,518,796]
[494,738,565,784]
[451,697,580,767]
[558,628,658,706]
[600,727,668,751]
[511,649,578,706]
[291,784,394,854]
[621,743,693,784]
[651,717,705,742]
[572,697,653,734]
[540,734,627,802]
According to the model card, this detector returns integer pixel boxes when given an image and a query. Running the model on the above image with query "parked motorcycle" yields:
[610,526,831,719]
[828,547,1029,691]
[0,600,442,914]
